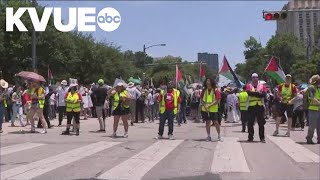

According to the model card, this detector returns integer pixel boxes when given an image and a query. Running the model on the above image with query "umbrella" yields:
[17,71,46,82]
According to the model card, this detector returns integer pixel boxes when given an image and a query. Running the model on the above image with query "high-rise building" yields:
[197,53,219,72]
[276,0,320,49]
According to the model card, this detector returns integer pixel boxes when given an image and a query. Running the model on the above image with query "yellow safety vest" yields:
[30,87,45,109]
[113,90,130,110]
[239,91,249,111]
[308,85,320,111]
[160,88,180,115]
[66,92,81,112]
[201,89,218,113]
[248,84,263,106]
[1,93,7,107]
[280,84,293,104]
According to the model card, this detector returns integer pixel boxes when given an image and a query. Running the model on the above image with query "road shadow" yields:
[88,131,106,134]
[271,134,289,137]
[101,135,127,139]
[232,124,243,127]
[238,140,262,143]
[8,130,40,134]
[193,139,220,142]
[296,142,319,145]
[86,172,222,180]
[232,130,246,133]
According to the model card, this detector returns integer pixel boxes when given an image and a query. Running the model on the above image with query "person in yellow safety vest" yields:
[305,75,320,144]
[238,85,250,132]
[62,84,82,136]
[246,73,267,143]
[200,78,222,142]
[155,81,181,140]
[28,80,48,134]
[273,74,298,137]
[0,79,9,133]
[108,82,130,138]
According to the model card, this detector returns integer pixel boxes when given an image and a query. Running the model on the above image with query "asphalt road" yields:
[0,115,319,180]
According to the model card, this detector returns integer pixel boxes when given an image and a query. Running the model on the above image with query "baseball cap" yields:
[98,79,104,85]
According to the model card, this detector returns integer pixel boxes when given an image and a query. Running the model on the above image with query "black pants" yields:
[91,106,97,118]
[58,106,66,124]
[67,112,80,125]
[292,109,304,129]
[240,110,248,131]
[247,105,265,140]
[38,105,51,127]
[159,110,174,136]
[136,102,144,122]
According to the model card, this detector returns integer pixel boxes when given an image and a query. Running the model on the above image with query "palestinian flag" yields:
[176,64,183,88]
[219,56,243,88]
[265,56,285,84]
[200,62,206,82]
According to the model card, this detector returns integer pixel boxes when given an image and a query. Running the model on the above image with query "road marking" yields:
[98,140,183,180]
[1,141,121,180]
[267,135,319,163]
[1,143,45,156]
[211,137,250,173]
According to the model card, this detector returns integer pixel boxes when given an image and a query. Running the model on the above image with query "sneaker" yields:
[155,135,163,139]
[247,139,253,142]
[178,123,181,127]
[40,130,47,134]
[285,131,290,137]
[130,122,134,126]
[260,139,266,143]
[123,133,128,138]
[48,125,54,129]
[206,136,212,142]
[76,130,80,136]
[112,133,117,138]
[218,136,223,142]
[10,124,15,127]
[169,135,174,140]
[273,130,279,136]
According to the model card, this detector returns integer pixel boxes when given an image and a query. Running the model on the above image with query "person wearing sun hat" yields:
[57,80,69,126]
[0,79,9,133]
[305,74,320,144]
[92,79,108,132]
[108,82,130,138]
[273,74,298,137]
[126,82,141,126]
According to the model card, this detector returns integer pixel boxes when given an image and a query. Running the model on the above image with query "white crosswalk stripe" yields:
[1,141,121,180]
[98,140,183,180]
[1,143,45,156]
[267,135,319,163]
[211,137,250,173]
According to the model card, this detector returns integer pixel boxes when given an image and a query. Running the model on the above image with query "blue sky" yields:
[40,1,285,67]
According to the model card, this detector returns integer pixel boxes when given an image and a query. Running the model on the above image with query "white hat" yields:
[128,82,135,88]
[252,73,259,78]
[116,82,124,87]
[61,80,67,86]
[0,79,8,89]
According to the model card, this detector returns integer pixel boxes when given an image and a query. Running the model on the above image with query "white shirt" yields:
[56,86,69,106]
[147,93,154,106]
[227,93,238,107]
[50,93,56,105]
[126,87,141,100]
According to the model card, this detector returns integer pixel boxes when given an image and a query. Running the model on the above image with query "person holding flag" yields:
[273,74,297,137]
[200,77,222,142]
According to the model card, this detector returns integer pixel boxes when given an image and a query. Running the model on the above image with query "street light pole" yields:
[32,0,37,72]
[143,43,166,68]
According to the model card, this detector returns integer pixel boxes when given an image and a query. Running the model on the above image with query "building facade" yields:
[197,53,219,72]
[276,0,320,48]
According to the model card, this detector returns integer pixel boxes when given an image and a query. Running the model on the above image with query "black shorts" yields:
[277,103,293,118]
[112,106,130,116]
[201,111,218,121]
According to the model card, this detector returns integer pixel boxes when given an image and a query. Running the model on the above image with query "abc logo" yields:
[97,7,121,32]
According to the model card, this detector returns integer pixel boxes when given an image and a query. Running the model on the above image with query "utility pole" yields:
[32,0,37,72]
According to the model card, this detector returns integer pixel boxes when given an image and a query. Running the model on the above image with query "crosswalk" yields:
[1,137,319,180]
